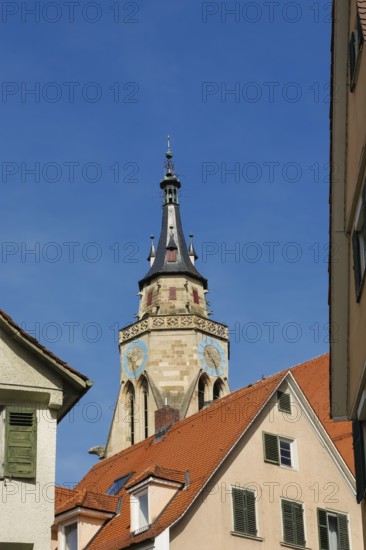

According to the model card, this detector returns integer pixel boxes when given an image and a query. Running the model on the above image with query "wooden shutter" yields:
[352,420,366,502]
[169,287,176,300]
[232,488,257,536]
[282,500,305,546]
[277,391,291,414]
[337,513,350,550]
[317,509,329,550]
[4,408,36,479]
[192,290,199,304]
[352,232,362,300]
[263,433,279,464]
[147,291,153,306]
[245,490,257,536]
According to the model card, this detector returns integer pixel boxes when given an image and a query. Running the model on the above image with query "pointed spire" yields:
[139,140,207,290]
[147,235,156,266]
[188,234,198,264]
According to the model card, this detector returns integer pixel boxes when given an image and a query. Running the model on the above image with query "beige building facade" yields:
[54,355,363,549]
[330,0,366,539]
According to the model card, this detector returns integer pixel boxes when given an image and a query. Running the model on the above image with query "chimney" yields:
[155,405,180,434]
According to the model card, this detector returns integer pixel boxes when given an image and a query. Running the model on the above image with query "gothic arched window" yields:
[213,378,225,401]
[139,376,149,439]
[198,375,210,410]
[125,382,135,445]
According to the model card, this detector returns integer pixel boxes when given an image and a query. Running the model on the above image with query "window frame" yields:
[349,10,364,92]
[3,406,37,480]
[60,520,78,550]
[317,508,350,550]
[131,488,150,535]
[281,498,306,548]
[353,186,366,301]
[277,390,292,414]
[263,432,297,469]
[231,486,258,538]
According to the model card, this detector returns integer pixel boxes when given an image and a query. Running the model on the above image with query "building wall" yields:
[170,385,363,549]
[0,405,57,549]
[0,332,61,549]
[346,0,366,415]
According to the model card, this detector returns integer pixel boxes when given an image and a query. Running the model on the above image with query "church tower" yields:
[105,140,230,456]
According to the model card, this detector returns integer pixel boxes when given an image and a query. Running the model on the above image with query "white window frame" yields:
[59,519,78,550]
[279,436,297,469]
[131,488,150,534]
[0,407,5,478]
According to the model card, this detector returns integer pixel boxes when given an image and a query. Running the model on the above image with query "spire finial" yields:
[165,134,174,175]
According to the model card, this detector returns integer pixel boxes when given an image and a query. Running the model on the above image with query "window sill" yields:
[230,531,263,542]
[280,543,310,550]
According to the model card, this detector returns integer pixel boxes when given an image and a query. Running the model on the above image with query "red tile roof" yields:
[125,466,186,490]
[55,354,353,549]
[55,487,119,516]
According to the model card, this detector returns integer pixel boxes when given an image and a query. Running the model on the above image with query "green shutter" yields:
[245,490,257,536]
[352,420,366,502]
[337,513,350,550]
[232,488,257,536]
[263,433,279,464]
[282,500,305,546]
[277,391,291,414]
[317,509,329,550]
[294,502,306,546]
[232,487,245,533]
[352,231,362,300]
[4,408,36,479]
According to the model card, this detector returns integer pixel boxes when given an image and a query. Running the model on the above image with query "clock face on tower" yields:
[198,337,226,377]
[122,340,148,379]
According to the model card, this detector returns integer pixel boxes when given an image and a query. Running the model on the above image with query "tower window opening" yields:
[126,384,135,445]
[193,289,199,304]
[213,379,224,400]
[198,376,209,410]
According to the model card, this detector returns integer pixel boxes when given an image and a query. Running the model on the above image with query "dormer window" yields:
[131,489,149,534]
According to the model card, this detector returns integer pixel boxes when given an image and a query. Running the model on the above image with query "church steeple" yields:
[105,140,230,457]
[139,139,207,293]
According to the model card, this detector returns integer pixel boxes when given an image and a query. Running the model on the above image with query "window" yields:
[131,490,149,534]
[350,11,364,91]
[198,376,210,410]
[125,383,135,445]
[232,487,257,537]
[4,407,37,479]
[169,287,176,300]
[213,379,224,400]
[192,289,199,304]
[281,499,306,547]
[352,187,366,300]
[107,473,131,495]
[317,509,350,550]
[167,250,176,262]
[277,390,291,414]
[147,291,153,306]
[352,419,366,502]
[64,522,78,550]
[263,432,295,468]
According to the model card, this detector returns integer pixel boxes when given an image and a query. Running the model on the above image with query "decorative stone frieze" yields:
[119,315,228,344]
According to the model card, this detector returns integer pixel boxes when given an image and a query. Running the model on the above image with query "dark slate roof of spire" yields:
[139,142,207,290]
[139,202,207,290]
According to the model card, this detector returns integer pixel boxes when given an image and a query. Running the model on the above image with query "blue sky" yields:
[0,1,331,484]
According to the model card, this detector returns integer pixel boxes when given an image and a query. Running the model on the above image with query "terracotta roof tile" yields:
[55,486,119,516]
[60,354,353,550]
[125,466,186,490]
